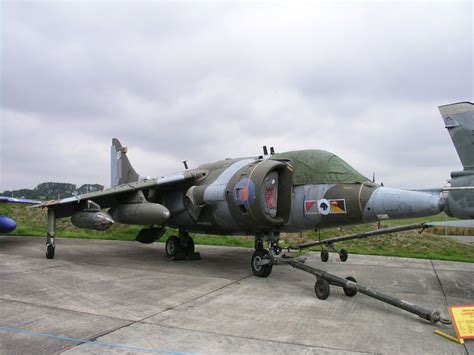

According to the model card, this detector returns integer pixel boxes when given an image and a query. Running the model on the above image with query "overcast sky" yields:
[1,1,472,192]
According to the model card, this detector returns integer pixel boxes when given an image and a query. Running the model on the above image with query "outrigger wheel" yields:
[314,278,330,300]
[45,245,55,259]
[251,249,273,277]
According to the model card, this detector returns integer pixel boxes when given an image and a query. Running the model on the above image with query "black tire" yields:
[339,249,348,262]
[320,249,329,262]
[184,237,195,254]
[46,245,55,259]
[343,276,358,297]
[314,278,330,300]
[255,240,264,251]
[165,235,180,258]
[251,249,273,277]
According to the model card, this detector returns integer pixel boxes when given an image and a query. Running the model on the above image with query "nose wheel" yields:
[251,249,273,277]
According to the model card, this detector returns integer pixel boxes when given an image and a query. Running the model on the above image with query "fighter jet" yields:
[0,197,41,233]
[37,102,474,279]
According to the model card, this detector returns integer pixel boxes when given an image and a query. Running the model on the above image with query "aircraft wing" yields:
[35,171,202,218]
[0,196,41,204]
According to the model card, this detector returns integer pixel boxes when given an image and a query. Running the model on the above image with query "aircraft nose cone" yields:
[0,215,16,233]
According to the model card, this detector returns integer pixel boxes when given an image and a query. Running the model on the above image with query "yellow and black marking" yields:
[329,199,346,214]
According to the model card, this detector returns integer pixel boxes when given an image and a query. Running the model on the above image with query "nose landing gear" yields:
[251,233,282,278]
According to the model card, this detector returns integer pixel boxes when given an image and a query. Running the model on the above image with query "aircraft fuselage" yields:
[157,155,442,236]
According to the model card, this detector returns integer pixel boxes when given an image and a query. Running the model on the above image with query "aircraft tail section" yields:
[439,102,474,219]
[111,138,140,187]
[439,102,474,171]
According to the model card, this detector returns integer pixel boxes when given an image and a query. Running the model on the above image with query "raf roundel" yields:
[233,178,256,206]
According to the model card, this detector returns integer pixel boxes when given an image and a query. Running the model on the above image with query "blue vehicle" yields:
[0,197,41,233]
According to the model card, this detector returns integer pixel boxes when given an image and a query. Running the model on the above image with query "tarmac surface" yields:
[0,236,472,354]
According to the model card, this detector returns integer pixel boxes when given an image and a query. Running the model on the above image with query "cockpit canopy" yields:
[271,150,369,185]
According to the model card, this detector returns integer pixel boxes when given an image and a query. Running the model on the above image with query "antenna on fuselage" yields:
[270,147,275,155]
[262,146,268,155]
[182,160,189,170]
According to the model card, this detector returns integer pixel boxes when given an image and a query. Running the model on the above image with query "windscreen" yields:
[262,171,278,218]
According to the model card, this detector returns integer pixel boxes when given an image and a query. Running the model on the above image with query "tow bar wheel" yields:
[314,278,330,300]
[343,276,358,297]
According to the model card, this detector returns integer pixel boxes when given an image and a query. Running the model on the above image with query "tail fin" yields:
[111,138,139,187]
[439,102,474,171]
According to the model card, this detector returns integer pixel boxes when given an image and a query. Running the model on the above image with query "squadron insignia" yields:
[329,199,347,214]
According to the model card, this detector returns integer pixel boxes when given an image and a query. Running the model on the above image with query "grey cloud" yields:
[0,1,472,191]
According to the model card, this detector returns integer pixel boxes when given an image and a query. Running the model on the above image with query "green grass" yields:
[1,204,473,262]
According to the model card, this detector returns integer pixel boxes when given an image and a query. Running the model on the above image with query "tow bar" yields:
[275,257,451,325]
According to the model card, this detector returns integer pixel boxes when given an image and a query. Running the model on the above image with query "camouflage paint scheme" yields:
[38,102,473,268]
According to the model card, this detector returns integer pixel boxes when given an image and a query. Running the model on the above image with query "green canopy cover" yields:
[272,150,369,185]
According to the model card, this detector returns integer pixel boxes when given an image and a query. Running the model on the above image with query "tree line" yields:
[2,182,104,200]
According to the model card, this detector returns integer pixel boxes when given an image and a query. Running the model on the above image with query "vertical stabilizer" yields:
[439,102,474,171]
[111,138,139,187]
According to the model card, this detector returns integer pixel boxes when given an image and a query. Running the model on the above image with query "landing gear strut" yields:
[45,209,56,259]
[165,231,200,260]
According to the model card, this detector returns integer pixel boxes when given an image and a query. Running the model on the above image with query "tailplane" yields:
[439,102,474,171]
[111,138,139,187]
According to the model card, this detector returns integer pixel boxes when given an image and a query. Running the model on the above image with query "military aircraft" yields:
[0,197,41,233]
[37,102,474,280]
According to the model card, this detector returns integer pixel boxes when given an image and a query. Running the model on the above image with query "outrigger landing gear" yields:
[251,233,282,278]
[45,208,56,259]
[165,230,200,260]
